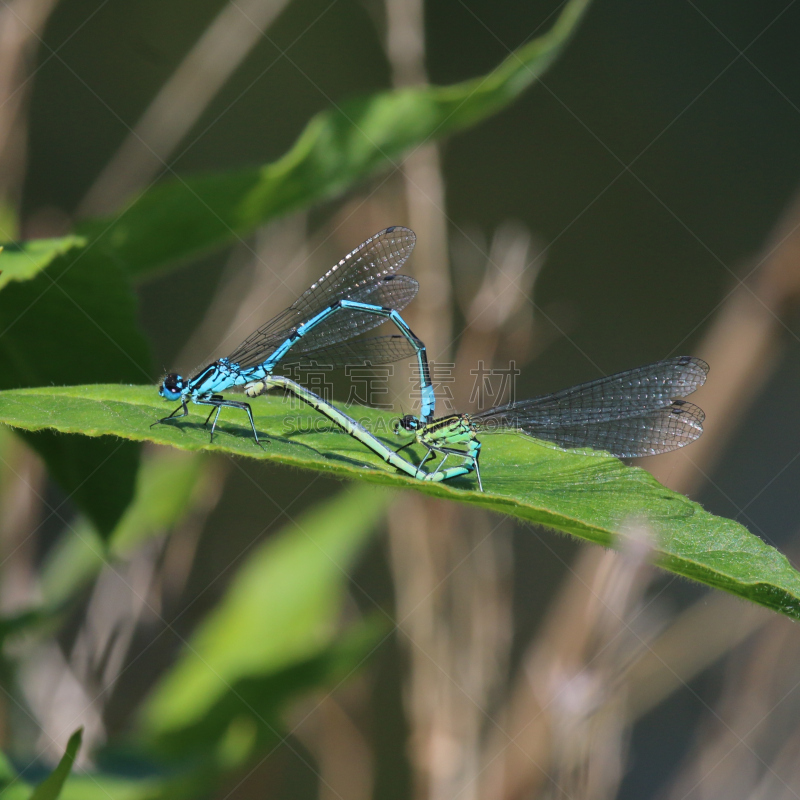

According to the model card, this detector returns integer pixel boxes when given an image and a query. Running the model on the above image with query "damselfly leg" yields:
[196,396,262,445]
[425,445,481,488]
[417,448,434,472]
[430,452,448,477]
[394,441,438,473]
[152,395,261,445]
[473,450,483,492]
[151,398,189,429]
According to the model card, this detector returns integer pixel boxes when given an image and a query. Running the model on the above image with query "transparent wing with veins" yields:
[472,356,709,457]
[227,227,417,370]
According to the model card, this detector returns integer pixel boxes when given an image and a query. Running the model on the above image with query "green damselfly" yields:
[394,356,708,491]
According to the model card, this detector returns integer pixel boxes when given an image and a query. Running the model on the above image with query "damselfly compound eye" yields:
[164,374,183,393]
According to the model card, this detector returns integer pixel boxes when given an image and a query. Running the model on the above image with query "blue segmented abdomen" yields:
[419,384,435,422]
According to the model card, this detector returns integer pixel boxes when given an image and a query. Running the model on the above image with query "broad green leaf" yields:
[41,449,211,607]
[78,0,590,277]
[29,728,82,800]
[0,237,86,291]
[142,485,389,739]
[0,246,151,535]
[1,384,799,622]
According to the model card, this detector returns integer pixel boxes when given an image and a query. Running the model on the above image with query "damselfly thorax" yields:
[420,414,477,447]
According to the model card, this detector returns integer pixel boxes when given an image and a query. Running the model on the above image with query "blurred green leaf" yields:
[0,747,30,800]
[0,237,85,291]
[108,449,210,554]
[50,772,165,800]
[0,204,19,242]
[21,434,141,540]
[53,621,384,799]
[0,607,49,646]
[0,732,165,800]
[52,775,163,800]
[0,245,151,536]
[2,759,164,800]
[1,785,31,800]
[0,746,19,784]
[29,728,82,800]
[41,449,212,608]
[1,383,800,621]
[142,484,389,740]
[142,616,385,776]
[78,0,590,277]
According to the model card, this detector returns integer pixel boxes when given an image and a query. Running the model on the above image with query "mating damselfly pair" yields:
[155,227,707,491]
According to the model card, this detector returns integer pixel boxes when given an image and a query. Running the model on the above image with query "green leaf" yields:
[142,617,386,774]
[40,449,211,608]
[1,786,32,800]
[0,237,86,291]
[56,775,161,800]
[0,744,30,800]
[78,0,591,277]
[21,433,141,540]
[29,728,82,800]
[0,245,151,536]
[48,775,163,800]
[0,748,164,800]
[2,760,162,800]
[0,747,19,785]
[141,485,389,741]
[1,384,799,622]
[66,626,383,799]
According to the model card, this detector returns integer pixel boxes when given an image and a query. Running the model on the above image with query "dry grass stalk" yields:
[481,528,656,800]
[662,612,800,800]
[79,0,292,217]
[0,0,60,229]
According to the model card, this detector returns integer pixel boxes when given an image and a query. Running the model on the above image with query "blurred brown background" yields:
[3,0,800,798]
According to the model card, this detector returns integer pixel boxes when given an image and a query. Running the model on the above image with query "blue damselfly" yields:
[155,227,434,443]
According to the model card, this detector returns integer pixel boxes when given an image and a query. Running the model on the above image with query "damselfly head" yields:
[159,373,185,400]
[394,414,420,434]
